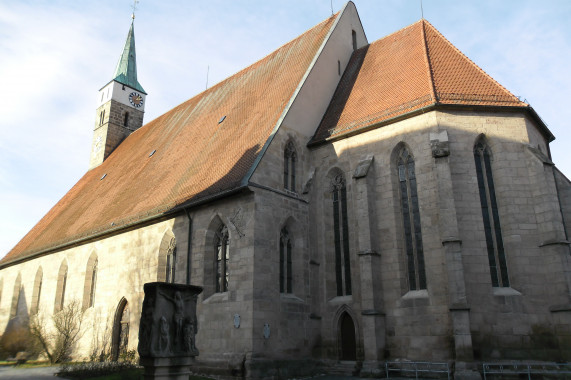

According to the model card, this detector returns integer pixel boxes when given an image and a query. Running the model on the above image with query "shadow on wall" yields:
[311,116,571,362]
[0,286,31,359]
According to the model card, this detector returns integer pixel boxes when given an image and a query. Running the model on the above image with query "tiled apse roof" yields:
[2,15,337,266]
[311,20,528,143]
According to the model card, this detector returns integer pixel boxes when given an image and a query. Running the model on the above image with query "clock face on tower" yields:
[129,92,144,108]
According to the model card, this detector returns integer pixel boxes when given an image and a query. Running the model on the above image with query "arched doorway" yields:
[111,298,130,361]
[339,312,357,360]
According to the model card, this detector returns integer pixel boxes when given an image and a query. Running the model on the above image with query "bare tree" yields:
[29,299,85,363]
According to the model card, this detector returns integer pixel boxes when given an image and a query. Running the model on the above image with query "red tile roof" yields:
[1,15,337,266]
[310,20,528,143]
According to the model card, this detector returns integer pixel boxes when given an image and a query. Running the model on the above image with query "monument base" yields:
[140,356,195,380]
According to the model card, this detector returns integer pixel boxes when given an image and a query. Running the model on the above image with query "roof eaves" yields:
[240,7,348,187]
[308,103,439,148]
[0,207,173,270]
[0,184,253,270]
[98,79,148,94]
[113,75,147,94]
[308,102,550,148]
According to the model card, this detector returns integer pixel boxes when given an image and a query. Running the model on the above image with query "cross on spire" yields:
[131,0,139,20]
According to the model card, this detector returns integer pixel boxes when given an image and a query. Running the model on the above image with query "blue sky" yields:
[1,0,570,257]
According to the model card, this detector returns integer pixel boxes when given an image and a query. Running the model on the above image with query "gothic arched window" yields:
[83,254,98,310]
[397,147,426,291]
[90,260,98,307]
[474,140,509,287]
[332,173,351,296]
[215,225,230,293]
[284,141,297,192]
[165,238,177,284]
[10,274,22,319]
[279,227,293,293]
[54,261,68,313]
[31,267,43,315]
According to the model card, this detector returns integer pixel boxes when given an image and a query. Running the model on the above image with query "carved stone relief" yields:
[138,282,203,359]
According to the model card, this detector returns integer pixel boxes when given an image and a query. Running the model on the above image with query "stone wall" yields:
[309,111,453,361]
[555,168,571,242]
[2,106,571,375]
[188,192,256,372]
[89,99,144,169]
[0,218,179,359]
[302,108,570,363]
[441,109,569,360]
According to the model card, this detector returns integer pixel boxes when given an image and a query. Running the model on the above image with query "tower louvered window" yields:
[279,227,293,293]
[215,225,230,293]
[398,148,426,290]
[284,142,297,192]
[474,141,509,287]
[332,173,351,296]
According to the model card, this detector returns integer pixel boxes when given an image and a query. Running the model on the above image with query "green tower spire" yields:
[112,20,146,94]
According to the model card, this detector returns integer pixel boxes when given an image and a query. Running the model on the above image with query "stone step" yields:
[326,361,360,376]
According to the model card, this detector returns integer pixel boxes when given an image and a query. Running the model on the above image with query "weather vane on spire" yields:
[131,0,139,20]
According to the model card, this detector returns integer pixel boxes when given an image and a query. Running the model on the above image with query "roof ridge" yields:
[199,13,340,99]
[420,20,438,103]
[1,9,342,266]
[241,7,347,186]
[371,19,423,44]
[122,15,341,141]
[422,19,523,103]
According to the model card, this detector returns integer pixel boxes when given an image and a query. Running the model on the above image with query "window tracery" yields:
[280,227,293,293]
[331,173,351,296]
[215,225,230,293]
[166,238,177,284]
[397,147,426,290]
[474,140,509,287]
[284,141,297,192]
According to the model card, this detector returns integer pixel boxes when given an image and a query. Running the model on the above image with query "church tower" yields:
[89,18,146,169]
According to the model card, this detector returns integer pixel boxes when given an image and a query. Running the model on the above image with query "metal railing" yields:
[483,362,571,380]
[385,361,450,380]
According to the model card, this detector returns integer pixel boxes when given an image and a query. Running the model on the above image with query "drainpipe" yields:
[184,209,193,285]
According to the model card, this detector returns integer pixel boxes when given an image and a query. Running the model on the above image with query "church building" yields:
[1,2,570,378]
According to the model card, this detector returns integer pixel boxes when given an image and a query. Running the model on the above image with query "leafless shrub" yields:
[29,299,85,363]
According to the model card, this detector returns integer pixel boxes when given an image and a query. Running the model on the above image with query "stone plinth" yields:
[138,282,203,380]
[140,356,196,380]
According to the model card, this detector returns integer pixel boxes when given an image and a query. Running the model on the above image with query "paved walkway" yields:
[0,365,70,379]
[0,366,363,380]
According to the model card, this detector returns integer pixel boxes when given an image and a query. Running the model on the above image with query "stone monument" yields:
[138,282,203,380]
